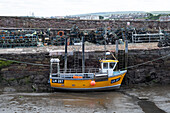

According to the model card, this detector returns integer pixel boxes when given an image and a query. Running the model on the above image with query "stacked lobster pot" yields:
[50,30,66,46]
[0,30,38,48]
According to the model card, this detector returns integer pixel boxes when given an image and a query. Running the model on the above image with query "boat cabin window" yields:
[110,63,115,69]
[103,63,108,69]
[51,64,58,73]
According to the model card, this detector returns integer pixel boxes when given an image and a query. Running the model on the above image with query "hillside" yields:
[72,11,170,17]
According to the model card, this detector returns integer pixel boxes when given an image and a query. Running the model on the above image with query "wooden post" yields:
[125,40,128,85]
[132,31,134,43]
[125,40,128,70]
[115,40,119,70]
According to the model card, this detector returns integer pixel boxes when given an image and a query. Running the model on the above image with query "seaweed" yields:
[0,60,13,69]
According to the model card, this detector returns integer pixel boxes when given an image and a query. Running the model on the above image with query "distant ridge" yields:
[72,11,146,16]
[150,11,170,14]
[71,11,170,16]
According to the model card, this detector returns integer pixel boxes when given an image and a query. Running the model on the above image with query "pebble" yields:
[138,97,149,100]
[65,105,71,107]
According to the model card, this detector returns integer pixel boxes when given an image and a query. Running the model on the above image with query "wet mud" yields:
[0,85,169,113]
[118,87,167,113]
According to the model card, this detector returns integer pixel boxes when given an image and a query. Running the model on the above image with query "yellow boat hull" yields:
[50,71,126,91]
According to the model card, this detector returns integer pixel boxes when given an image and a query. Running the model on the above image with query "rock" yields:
[30,75,34,81]
[3,87,16,92]
[65,105,71,107]
[41,78,48,84]
[10,80,18,86]
[138,97,149,100]
[34,79,41,84]
[32,84,38,91]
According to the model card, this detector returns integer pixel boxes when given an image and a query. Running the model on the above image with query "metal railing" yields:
[59,68,100,73]
[132,33,164,43]
[50,68,100,79]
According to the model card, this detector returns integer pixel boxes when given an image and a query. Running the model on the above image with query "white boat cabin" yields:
[99,60,118,77]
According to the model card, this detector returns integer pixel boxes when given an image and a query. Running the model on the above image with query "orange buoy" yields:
[20,36,23,38]
[90,81,96,86]
[57,31,64,37]
[44,43,47,46]
[2,37,5,39]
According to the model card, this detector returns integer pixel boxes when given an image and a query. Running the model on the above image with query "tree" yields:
[99,16,104,20]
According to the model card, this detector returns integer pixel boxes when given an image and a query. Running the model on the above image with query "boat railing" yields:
[50,68,100,79]
[59,68,100,73]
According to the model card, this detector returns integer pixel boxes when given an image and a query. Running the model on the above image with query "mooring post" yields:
[125,40,128,70]
[125,40,128,85]
[82,34,85,73]
[64,35,68,73]
[132,31,134,43]
[115,40,119,70]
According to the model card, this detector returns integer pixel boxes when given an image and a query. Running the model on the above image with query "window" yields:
[103,63,108,69]
[110,63,115,69]
[52,66,58,73]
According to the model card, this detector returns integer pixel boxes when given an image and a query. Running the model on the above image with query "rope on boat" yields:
[0,53,170,68]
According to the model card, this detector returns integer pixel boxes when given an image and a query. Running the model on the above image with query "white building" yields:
[79,15,99,20]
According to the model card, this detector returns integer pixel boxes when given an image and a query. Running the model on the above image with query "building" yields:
[159,16,170,21]
[79,15,99,20]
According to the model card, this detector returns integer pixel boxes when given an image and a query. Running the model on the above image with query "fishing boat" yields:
[49,52,127,91]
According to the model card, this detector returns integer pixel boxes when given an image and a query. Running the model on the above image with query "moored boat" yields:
[49,52,127,91]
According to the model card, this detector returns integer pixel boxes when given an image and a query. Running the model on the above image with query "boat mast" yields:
[104,25,107,59]
[82,33,85,73]
[64,34,68,73]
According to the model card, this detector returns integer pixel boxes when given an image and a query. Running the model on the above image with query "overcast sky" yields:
[0,0,169,17]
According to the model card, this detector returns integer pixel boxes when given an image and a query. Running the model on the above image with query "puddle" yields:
[138,100,166,113]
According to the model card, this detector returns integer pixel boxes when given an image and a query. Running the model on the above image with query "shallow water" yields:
[0,85,169,113]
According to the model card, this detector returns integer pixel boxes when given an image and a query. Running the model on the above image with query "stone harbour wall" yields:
[126,48,170,86]
[0,16,170,31]
[0,47,169,92]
